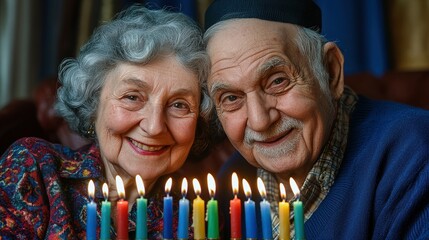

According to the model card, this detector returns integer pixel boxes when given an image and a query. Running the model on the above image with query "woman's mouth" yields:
[129,138,166,152]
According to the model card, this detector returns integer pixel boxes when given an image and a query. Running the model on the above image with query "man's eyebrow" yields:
[257,57,288,76]
[209,82,230,96]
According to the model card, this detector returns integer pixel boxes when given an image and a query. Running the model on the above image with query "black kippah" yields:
[204,0,322,32]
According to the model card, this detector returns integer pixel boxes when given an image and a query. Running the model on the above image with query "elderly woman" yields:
[0,5,211,239]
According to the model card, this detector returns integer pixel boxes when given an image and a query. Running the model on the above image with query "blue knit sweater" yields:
[216,96,429,239]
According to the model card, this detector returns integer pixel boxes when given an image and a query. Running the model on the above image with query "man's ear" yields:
[324,42,344,100]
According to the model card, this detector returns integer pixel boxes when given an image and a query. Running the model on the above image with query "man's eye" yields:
[218,93,243,112]
[226,95,238,102]
[273,77,286,85]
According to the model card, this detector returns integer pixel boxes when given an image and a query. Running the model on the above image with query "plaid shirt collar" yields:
[259,86,358,239]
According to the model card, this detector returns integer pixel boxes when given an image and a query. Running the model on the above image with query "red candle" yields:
[230,172,241,239]
[116,175,129,240]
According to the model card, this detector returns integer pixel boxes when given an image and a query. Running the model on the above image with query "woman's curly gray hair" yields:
[55,5,212,154]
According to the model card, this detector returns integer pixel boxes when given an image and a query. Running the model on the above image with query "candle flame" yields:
[289,177,300,198]
[279,182,286,200]
[257,177,267,199]
[181,178,188,197]
[102,182,109,200]
[136,174,145,197]
[116,175,125,199]
[242,178,252,199]
[165,177,172,195]
[193,178,201,196]
[207,173,216,198]
[232,172,239,195]
[88,180,95,200]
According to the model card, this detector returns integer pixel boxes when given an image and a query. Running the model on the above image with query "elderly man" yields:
[204,0,429,239]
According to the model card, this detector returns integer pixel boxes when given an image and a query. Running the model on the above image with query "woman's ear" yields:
[324,42,344,100]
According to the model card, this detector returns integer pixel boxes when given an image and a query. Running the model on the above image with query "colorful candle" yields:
[242,178,257,239]
[86,180,97,240]
[135,175,147,240]
[192,178,205,239]
[278,183,290,240]
[178,178,189,239]
[290,178,305,240]
[207,173,219,239]
[100,183,111,240]
[116,175,129,240]
[163,177,173,239]
[230,172,242,239]
[257,177,273,239]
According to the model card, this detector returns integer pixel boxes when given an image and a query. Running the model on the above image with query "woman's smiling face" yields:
[95,57,200,185]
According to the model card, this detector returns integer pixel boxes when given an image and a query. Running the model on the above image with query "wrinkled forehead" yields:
[207,19,299,60]
[207,19,302,82]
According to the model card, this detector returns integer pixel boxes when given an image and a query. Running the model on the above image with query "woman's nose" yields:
[139,103,166,136]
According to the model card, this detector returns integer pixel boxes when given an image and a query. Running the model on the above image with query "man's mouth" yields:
[253,128,293,146]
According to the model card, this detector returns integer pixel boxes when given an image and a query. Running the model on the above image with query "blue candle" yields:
[178,178,189,239]
[163,177,173,239]
[242,178,257,239]
[100,183,111,240]
[86,180,97,240]
[290,178,305,240]
[135,175,147,240]
[257,178,273,239]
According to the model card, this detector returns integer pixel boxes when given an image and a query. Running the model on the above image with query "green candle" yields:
[100,183,111,240]
[290,178,305,240]
[136,175,148,240]
[207,173,219,239]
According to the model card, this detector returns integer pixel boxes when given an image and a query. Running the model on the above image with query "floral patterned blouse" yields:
[0,137,188,239]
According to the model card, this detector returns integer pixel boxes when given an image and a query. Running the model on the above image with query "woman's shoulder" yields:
[1,137,68,166]
[0,137,100,176]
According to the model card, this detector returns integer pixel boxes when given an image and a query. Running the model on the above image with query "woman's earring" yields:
[86,123,95,138]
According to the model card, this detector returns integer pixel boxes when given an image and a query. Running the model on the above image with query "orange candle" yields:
[230,172,241,239]
[279,183,290,240]
[192,178,205,240]
[116,175,129,240]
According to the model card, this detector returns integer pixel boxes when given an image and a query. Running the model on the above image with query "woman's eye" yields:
[125,95,138,101]
[172,102,189,109]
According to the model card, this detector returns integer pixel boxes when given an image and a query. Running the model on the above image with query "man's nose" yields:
[246,92,279,132]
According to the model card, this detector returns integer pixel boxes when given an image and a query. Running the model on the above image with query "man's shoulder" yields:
[354,96,429,120]
[351,96,429,134]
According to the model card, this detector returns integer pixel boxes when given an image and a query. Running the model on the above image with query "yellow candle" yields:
[279,183,290,240]
[192,178,205,240]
